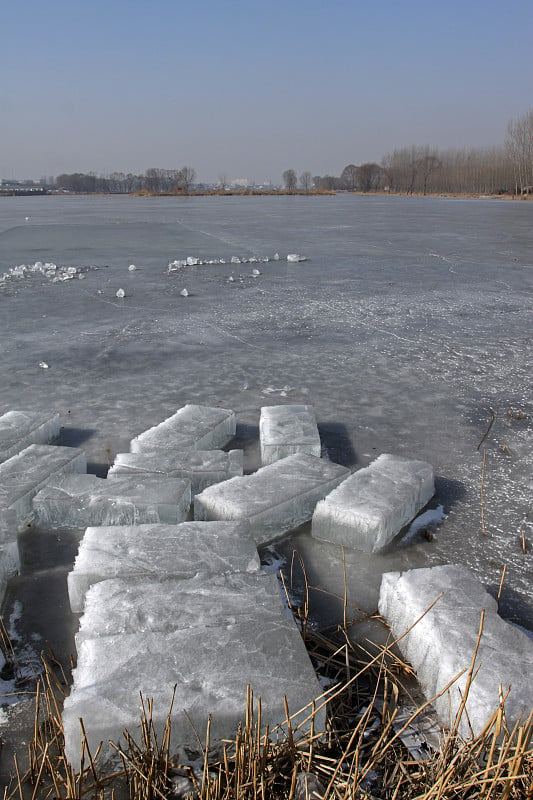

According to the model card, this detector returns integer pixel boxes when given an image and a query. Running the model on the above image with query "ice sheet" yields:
[379,565,533,738]
[259,405,321,465]
[0,444,87,529]
[68,520,260,613]
[33,473,190,527]
[0,410,61,464]
[63,618,325,765]
[312,454,434,552]
[194,453,350,545]
[130,404,236,452]
[108,449,243,494]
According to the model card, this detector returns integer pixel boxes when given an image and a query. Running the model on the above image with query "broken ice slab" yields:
[379,564,533,738]
[130,404,236,453]
[0,509,20,605]
[108,449,243,494]
[0,444,87,530]
[63,618,326,765]
[259,405,321,465]
[76,571,286,643]
[0,410,60,464]
[194,453,350,545]
[32,473,190,528]
[68,520,260,613]
[311,454,434,553]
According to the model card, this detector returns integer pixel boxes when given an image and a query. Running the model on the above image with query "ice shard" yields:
[259,405,321,465]
[130,404,236,452]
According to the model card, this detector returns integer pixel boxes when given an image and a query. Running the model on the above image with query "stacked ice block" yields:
[0,508,19,605]
[379,565,533,738]
[130,405,236,452]
[108,449,243,495]
[194,453,350,545]
[0,410,61,464]
[33,473,191,527]
[259,405,321,465]
[312,454,434,552]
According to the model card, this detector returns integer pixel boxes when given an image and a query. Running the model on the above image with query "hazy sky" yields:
[2,0,531,183]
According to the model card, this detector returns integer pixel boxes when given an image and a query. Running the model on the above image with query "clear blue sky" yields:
[1,0,531,183]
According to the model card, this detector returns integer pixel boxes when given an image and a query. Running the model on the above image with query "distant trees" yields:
[299,171,313,192]
[340,164,358,191]
[283,169,297,192]
[177,166,196,194]
[506,109,533,194]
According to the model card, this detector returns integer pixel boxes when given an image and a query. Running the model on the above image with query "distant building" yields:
[231,178,250,188]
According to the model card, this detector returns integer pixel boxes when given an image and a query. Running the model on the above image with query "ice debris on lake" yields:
[312,454,434,552]
[179,288,189,297]
[0,410,60,464]
[33,473,191,527]
[0,261,100,286]
[287,254,307,262]
[260,404,321,465]
[108,449,243,494]
[130,404,236,452]
[128,264,136,271]
[379,564,533,738]
[194,453,350,545]
[167,252,299,272]
[115,288,125,298]
[0,444,86,530]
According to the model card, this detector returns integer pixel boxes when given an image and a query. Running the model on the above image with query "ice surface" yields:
[130,404,236,452]
[32,473,191,527]
[379,565,533,738]
[259,405,321,465]
[0,410,60,464]
[108,449,243,494]
[68,520,260,613]
[63,617,325,765]
[76,571,286,643]
[0,444,87,529]
[194,453,350,545]
[312,454,434,552]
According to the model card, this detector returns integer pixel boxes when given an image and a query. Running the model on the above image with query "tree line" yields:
[55,167,197,195]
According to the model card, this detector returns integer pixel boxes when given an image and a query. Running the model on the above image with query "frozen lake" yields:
[0,193,532,662]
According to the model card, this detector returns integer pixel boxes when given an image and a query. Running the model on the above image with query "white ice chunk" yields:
[312,454,434,552]
[379,565,533,738]
[77,571,286,643]
[108,449,243,494]
[33,473,191,527]
[130,404,236,453]
[0,444,86,530]
[0,410,61,464]
[287,254,307,262]
[63,618,325,765]
[68,520,259,613]
[194,453,350,545]
[115,288,125,298]
[260,405,321,465]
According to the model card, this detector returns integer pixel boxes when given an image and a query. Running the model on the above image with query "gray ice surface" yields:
[312,454,435,552]
[63,618,325,765]
[68,520,260,613]
[32,473,191,527]
[259,404,321,465]
[0,444,87,529]
[0,410,60,464]
[379,565,533,738]
[108,449,243,494]
[130,404,236,452]
[194,453,350,544]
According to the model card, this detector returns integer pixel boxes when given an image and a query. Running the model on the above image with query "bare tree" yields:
[357,163,383,192]
[340,164,358,191]
[218,173,228,191]
[506,109,533,195]
[178,166,196,194]
[416,148,442,195]
[282,169,297,192]
[299,171,313,192]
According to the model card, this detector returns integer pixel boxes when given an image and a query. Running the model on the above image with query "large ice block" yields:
[68,521,260,613]
[130,405,236,452]
[379,565,533,738]
[108,449,243,494]
[33,473,190,527]
[63,618,326,765]
[0,444,86,529]
[0,508,20,605]
[76,571,286,643]
[194,453,350,545]
[0,410,61,464]
[311,454,434,552]
[259,405,321,465]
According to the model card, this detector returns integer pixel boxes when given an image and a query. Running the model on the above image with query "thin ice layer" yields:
[379,565,533,738]
[130,404,236,452]
[312,454,434,552]
[68,521,260,613]
[33,473,190,527]
[108,449,243,494]
[77,571,286,643]
[0,444,87,529]
[194,453,350,545]
[63,619,326,765]
[0,410,61,464]
[259,405,321,465]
